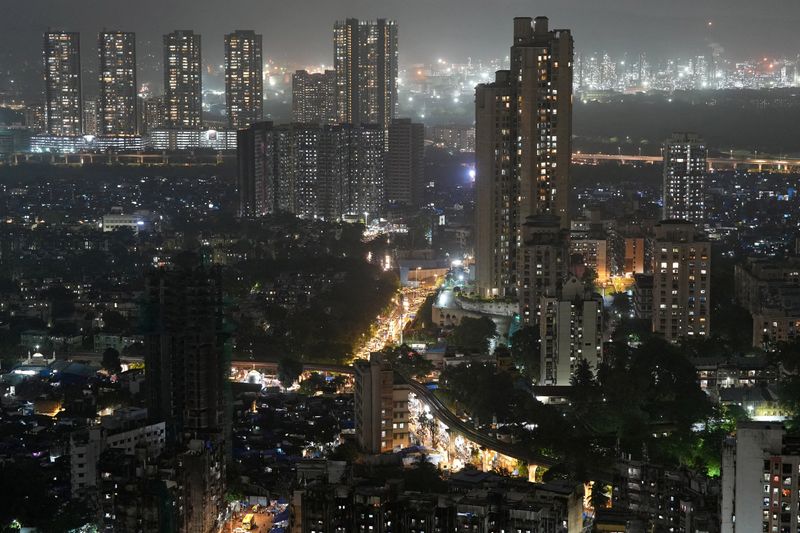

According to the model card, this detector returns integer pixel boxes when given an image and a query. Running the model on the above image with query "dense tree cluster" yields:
[446,316,497,354]
[441,338,719,482]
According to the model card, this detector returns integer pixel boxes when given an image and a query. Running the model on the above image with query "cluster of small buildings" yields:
[290,460,582,533]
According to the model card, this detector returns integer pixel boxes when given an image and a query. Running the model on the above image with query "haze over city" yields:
[2,0,800,91]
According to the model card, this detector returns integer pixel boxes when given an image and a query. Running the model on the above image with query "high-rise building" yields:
[623,236,647,276]
[721,422,800,533]
[475,17,573,300]
[517,215,570,323]
[143,253,228,533]
[224,30,263,129]
[386,118,425,206]
[238,121,384,220]
[98,31,137,136]
[163,30,202,129]
[540,275,603,385]
[663,132,707,223]
[333,18,398,133]
[292,69,337,125]
[144,253,227,442]
[652,220,711,341]
[141,95,166,134]
[43,31,82,136]
[354,352,410,454]
[83,99,99,136]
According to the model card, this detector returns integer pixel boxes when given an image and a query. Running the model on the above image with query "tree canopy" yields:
[448,316,497,354]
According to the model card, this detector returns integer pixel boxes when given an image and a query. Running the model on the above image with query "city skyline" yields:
[5,5,800,533]
[2,0,800,98]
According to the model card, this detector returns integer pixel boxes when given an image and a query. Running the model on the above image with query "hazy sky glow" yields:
[2,0,799,91]
[5,0,800,60]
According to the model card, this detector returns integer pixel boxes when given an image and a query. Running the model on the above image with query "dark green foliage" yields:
[510,326,540,380]
[381,344,434,379]
[448,316,497,354]
[102,347,122,374]
[277,356,303,388]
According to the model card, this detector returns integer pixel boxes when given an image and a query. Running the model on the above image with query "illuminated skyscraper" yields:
[292,69,337,125]
[333,18,397,133]
[98,31,137,135]
[475,16,573,300]
[663,132,707,224]
[224,30,262,129]
[163,30,202,129]
[43,31,82,136]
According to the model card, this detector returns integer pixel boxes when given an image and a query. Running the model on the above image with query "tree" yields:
[42,285,75,320]
[383,344,434,379]
[278,356,303,388]
[102,310,129,333]
[611,292,631,317]
[102,347,121,374]
[582,267,598,291]
[510,326,540,379]
[448,316,497,354]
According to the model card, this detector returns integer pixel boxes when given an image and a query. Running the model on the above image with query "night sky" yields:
[2,0,799,89]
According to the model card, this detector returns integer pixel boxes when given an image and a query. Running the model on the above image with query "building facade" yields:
[475,17,573,300]
[721,422,800,533]
[44,31,82,136]
[663,132,707,223]
[143,253,228,533]
[518,215,570,324]
[386,118,425,206]
[224,30,263,129]
[652,220,711,341]
[164,30,202,129]
[540,276,603,385]
[354,352,410,454]
[735,257,800,347]
[237,121,384,220]
[98,31,138,136]
[292,70,337,125]
[333,18,398,133]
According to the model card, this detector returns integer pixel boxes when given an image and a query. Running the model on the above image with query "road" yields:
[572,152,800,170]
[353,284,437,360]
[222,509,272,532]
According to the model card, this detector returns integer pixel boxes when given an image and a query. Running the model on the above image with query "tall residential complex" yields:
[333,18,398,132]
[663,132,707,223]
[164,30,202,129]
[98,31,137,136]
[224,30,263,129]
[43,31,82,136]
[237,121,384,220]
[386,118,425,206]
[652,220,711,341]
[540,275,603,385]
[292,70,337,125]
[475,17,573,300]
